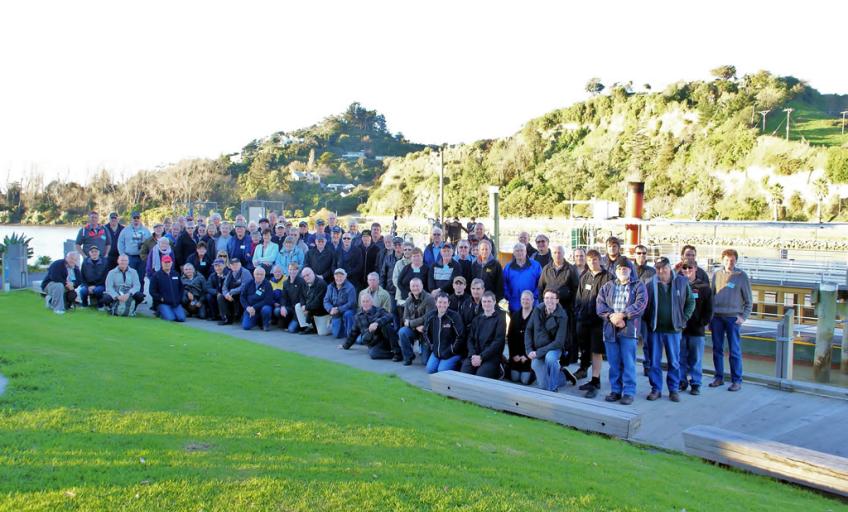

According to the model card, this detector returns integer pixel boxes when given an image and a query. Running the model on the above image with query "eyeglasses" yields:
[342,237,352,240]
[535,239,546,244]
[635,251,647,255]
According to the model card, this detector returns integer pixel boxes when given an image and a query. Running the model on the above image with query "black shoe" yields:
[709,379,724,388]
[690,385,700,396]
[578,381,596,391]
[605,392,622,402]
[573,368,588,380]
[300,326,316,335]
[679,381,689,392]
[647,390,661,401]
[620,395,634,405]
[403,358,413,366]
[563,368,577,386]
[643,366,650,376]
[392,353,403,362]
[217,320,228,326]
[669,392,680,402]
[584,387,598,399]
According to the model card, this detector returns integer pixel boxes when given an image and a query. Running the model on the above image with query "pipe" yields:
[625,181,644,251]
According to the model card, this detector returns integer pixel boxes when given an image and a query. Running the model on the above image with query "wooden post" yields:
[814,283,837,382]
[488,186,500,257]
[775,307,794,380]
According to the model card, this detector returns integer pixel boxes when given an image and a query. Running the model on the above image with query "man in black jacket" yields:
[526,289,572,391]
[149,255,185,322]
[336,233,365,290]
[80,246,108,307]
[679,263,713,395]
[305,234,335,283]
[340,293,397,360]
[460,291,506,379]
[574,249,612,397]
[174,223,198,270]
[186,241,214,279]
[424,293,466,373]
[279,262,306,333]
[297,267,329,334]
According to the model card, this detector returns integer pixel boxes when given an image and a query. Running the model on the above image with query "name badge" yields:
[584,284,592,290]
[171,276,179,280]
[200,261,206,266]
[727,282,736,289]
[240,245,245,250]
[101,235,107,240]
[256,289,263,296]
[693,292,700,299]
[442,322,451,328]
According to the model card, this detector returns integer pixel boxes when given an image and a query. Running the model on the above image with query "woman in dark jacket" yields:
[507,291,535,384]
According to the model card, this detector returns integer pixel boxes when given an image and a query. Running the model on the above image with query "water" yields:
[0,225,79,263]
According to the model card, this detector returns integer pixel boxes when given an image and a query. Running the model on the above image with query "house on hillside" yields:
[290,169,321,184]
[341,151,366,160]
[325,183,355,193]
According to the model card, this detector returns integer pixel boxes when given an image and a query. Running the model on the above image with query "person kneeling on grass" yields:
[339,293,397,359]
[423,292,465,373]
[460,291,506,379]
[43,251,82,315]
[526,289,576,392]
[149,255,186,322]
[241,266,274,331]
[102,254,145,316]
[181,263,208,319]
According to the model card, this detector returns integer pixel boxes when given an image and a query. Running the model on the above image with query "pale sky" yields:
[1,0,845,184]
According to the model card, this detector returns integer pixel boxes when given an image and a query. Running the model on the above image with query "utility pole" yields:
[758,110,771,132]
[439,144,445,227]
[841,110,848,135]
[783,108,794,140]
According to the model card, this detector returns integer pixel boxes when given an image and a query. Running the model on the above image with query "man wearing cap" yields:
[359,272,392,312]
[448,275,471,313]
[206,258,229,321]
[323,268,357,339]
[240,266,274,331]
[633,244,656,375]
[76,211,112,258]
[601,237,636,275]
[80,246,108,308]
[272,223,288,249]
[217,258,252,325]
[305,234,335,283]
[102,254,145,315]
[299,221,315,247]
[428,243,462,295]
[149,255,186,322]
[314,218,327,239]
[361,229,381,276]
[118,212,151,281]
[336,232,365,290]
[104,212,124,271]
[227,223,253,268]
[644,257,695,402]
[680,261,713,395]
[328,226,343,253]
[709,248,752,391]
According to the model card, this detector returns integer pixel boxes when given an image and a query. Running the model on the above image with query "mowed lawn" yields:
[0,293,841,511]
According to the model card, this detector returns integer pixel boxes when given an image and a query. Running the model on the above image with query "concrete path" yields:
[185,319,848,457]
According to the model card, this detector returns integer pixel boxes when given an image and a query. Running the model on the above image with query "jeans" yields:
[128,255,145,287]
[426,353,461,374]
[711,316,743,384]
[605,336,638,396]
[158,303,186,322]
[680,335,705,387]
[79,285,105,307]
[242,305,272,330]
[648,332,681,393]
[398,326,430,362]
[530,349,564,392]
[331,309,355,339]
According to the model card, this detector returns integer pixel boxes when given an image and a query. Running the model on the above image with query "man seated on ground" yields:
[398,278,436,366]
[241,266,274,331]
[205,258,228,321]
[461,291,506,379]
[596,262,648,405]
[323,268,357,339]
[217,258,251,325]
[340,293,398,360]
[186,241,214,279]
[297,267,328,334]
[149,255,186,322]
[359,272,392,312]
[80,245,108,308]
[428,243,462,295]
[43,251,82,315]
[423,292,465,373]
[102,254,145,316]
[181,263,208,319]
[526,289,575,392]
[279,262,306,333]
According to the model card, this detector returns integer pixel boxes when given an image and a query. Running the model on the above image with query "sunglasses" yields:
[342,237,352,240]
[535,239,546,243]
[635,251,647,255]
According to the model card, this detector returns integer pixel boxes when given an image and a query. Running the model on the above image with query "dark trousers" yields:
[460,358,501,379]
[575,321,603,370]
[217,293,243,323]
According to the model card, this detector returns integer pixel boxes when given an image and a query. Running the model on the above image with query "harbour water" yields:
[0,225,79,262]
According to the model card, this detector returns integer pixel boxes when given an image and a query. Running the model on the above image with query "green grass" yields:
[0,293,843,511]
[762,99,848,146]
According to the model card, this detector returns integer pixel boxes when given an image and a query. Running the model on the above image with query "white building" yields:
[290,170,321,184]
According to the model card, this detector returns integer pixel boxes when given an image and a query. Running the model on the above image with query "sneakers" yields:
[392,353,403,362]
[584,386,598,399]
[402,358,413,366]
[709,379,724,388]
[54,309,65,315]
[620,395,634,405]
[562,368,577,386]
[646,390,661,401]
[604,392,621,402]
[728,382,742,392]
[573,368,588,380]
[690,385,700,395]
[669,392,680,402]
[578,381,595,391]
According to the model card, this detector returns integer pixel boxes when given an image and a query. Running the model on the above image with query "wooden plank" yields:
[429,371,641,439]
[682,425,848,497]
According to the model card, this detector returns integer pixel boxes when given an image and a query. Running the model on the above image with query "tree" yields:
[643,83,652,91]
[711,65,736,81]
[585,77,604,96]
[813,177,830,223]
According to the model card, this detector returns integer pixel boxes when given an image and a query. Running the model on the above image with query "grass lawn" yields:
[0,292,843,511]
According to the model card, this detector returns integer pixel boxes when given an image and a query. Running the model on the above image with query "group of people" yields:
[42,210,753,404]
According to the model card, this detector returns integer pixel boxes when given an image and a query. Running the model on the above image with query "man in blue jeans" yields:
[710,248,752,392]
[644,257,695,402]
[596,264,647,405]
[323,268,357,339]
[679,263,713,395]
[525,289,570,392]
[149,255,186,322]
[422,293,465,373]
[241,266,274,331]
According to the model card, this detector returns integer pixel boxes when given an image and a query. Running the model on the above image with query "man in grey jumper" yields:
[709,248,753,391]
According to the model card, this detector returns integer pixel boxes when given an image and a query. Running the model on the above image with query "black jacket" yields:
[282,275,306,310]
[471,258,504,301]
[467,307,507,363]
[240,279,274,309]
[449,293,471,315]
[174,232,197,269]
[344,306,394,349]
[427,260,462,295]
[507,309,532,371]
[683,279,714,337]
[364,243,383,277]
[305,247,335,283]
[538,261,580,311]
[150,269,182,307]
[380,250,402,295]
[423,309,466,359]
[302,278,328,312]
[43,260,82,290]
[575,268,612,325]
[335,245,365,288]
[398,263,430,300]
[81,257,108,286]
[207,270,229,295]
[525,303,568,357]
[186,252,214,279]
[459,296,483,329]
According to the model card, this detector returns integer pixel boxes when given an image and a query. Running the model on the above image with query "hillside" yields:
[364,68,848,222]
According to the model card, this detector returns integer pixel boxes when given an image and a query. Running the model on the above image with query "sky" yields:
[1,0,845,184]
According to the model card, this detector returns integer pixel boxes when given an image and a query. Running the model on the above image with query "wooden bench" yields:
[682,425,848,497]
[429,371,641,439]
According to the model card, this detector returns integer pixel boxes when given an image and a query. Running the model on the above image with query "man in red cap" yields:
[149,255,186,322]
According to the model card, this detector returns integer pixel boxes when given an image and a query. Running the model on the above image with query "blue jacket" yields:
[423,242,444,267]
[227,235,253,267]
[43,260,82,290]
[240,279,274,310]
[323,280,357,316]
[596,275,647,342]
[503,258,542,312]
[150,269,183,307]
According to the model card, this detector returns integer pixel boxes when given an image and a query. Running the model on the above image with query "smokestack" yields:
[625,181,644,251]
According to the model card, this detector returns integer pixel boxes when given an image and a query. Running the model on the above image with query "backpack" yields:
[110,298,137,317]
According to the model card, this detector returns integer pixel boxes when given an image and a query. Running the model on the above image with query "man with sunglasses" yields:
[423,228,446,267]
[531,235,552,268]
[336,232,365,291]
[680,262,713,395]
